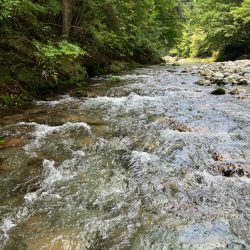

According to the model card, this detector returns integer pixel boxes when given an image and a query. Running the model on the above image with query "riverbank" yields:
[0,59,142,106]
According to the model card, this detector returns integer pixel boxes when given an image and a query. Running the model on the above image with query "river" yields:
[0,64,249,249]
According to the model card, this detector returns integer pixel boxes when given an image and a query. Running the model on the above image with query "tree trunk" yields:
[62,0,71,38]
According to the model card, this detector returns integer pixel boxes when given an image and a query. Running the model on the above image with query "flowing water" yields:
[0,65,250,250]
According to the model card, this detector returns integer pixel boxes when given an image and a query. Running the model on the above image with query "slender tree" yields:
[62,0,72,38]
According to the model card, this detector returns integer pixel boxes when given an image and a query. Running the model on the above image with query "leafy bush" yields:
[35,40,86,63]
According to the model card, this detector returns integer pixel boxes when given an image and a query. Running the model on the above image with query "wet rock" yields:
[0,157,9,172]
[212,152,224,161]
[74,91,88,98]
[224,75,238,85]
[201,69,213,78]
[214,72,224,79]
[229,88,240,95]
[172,62,181,66]
[196,79,211,86]
[238,78,249,85]
[177,221,237,249]
[211,78,225,85]
[167,69,177,73]
[211,88,226,95]
[218,163,250,178]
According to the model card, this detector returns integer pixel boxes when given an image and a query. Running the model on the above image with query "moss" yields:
[60,61,88,84]
[110,61,126,73]
[110,61,141,73]
[211,88,226,95]
[0,138,6,145]
[108,76,122,83]
[0,67,12,82]
[0,134,6,145]
[17,69,36,83]
[125,61,141,69]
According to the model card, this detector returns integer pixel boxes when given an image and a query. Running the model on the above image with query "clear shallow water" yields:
[0,65,250,250]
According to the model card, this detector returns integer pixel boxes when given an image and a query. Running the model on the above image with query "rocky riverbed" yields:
[187,60,250,87]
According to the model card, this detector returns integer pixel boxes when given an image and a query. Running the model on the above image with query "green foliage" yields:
[179,0,250,60]
[17,70,35,83]
[0,0,20,20]
[33,41,86,83]
[0,0,187,102]
[0,95,15,106]
[35,41,86,63]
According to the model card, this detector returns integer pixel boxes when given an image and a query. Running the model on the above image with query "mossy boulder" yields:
[211,88,226,95]
[109,61,140,73]
[110,61,127,73]
[108,76,122,83]
[59,61,88,84]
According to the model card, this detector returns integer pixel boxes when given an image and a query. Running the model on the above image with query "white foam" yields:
[24,192,38,204]
[19,122,91,154]
[42,159,64,186]
[35,95,76,107]
[18,122,91,137]
[1,219,16,233]
[129,151,158,169]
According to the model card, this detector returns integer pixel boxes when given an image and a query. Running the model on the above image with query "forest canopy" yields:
[180,0,250,60]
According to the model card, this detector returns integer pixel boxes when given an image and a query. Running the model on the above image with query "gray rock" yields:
[214,72,225,79]
[238,78,249,85]
[229,88,240,95]
[201,69,213,78]
[196,79,211,86]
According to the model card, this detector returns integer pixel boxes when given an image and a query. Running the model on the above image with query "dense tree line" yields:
[179,0,250,60]
[0,0,183,85]
[0,0,249,104]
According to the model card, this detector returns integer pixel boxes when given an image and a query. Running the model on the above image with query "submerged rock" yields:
[211,88,226,95]
[0,137,27,149]
[219,163,250,178]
